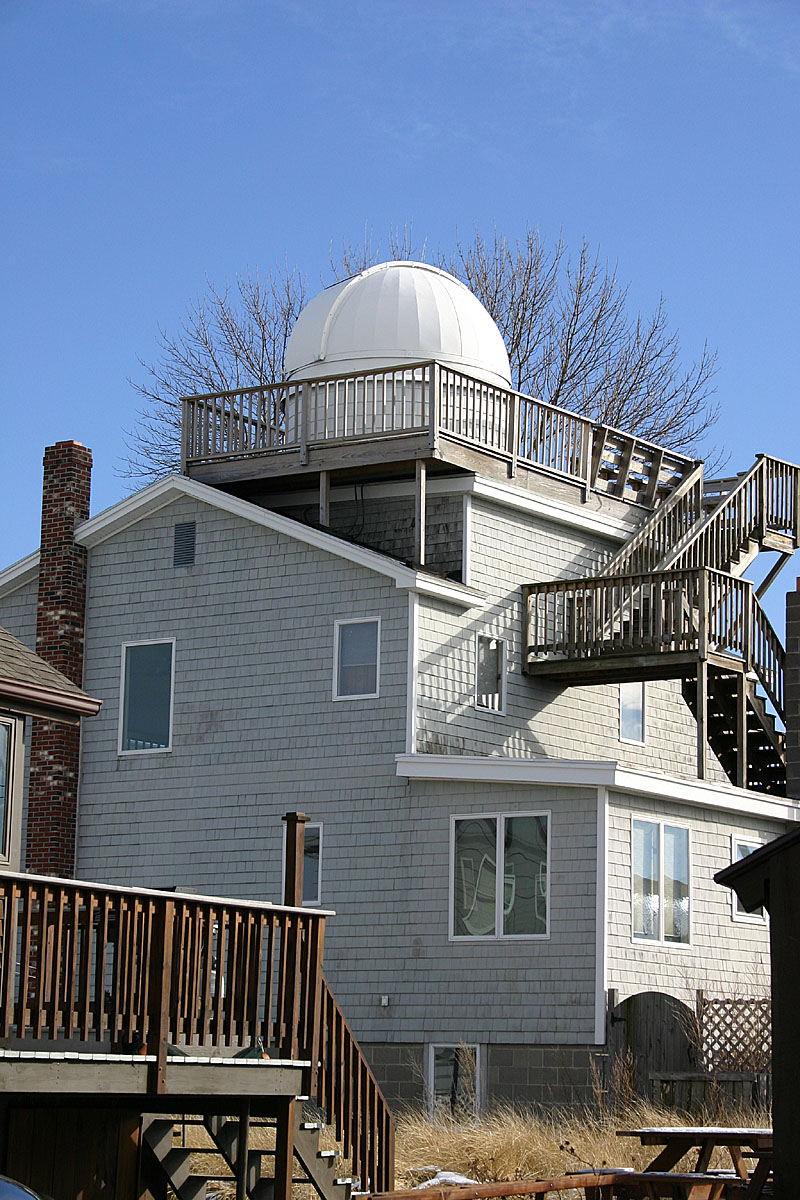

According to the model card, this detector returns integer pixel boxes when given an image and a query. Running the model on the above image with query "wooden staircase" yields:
[524,454,800,794]
[142,1107,358,1200]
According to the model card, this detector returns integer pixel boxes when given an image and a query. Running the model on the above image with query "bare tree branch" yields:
[123,227,718,483]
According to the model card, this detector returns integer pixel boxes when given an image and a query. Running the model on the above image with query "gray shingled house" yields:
[1,261,797,1110]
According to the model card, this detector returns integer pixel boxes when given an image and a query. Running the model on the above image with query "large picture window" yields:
[450,812,549,939]
[333,619,380,699]
[119,639,175,753]
[633,818,690,944]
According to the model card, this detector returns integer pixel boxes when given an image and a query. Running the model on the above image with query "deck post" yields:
[736,672,748,790]
[283,812,308,908]
[273,1097,296,1200]
[235,1101,250,1200]
[147,898,175,1095]
[415,459,427,566]
[319,470,330,527]
[696,661,708,781]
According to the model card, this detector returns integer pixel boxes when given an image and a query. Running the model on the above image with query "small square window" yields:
[119,640,175,753]
[334,619,380,699]
[732,839,766,921]
[620,681,645,743]
[475,635,506,712]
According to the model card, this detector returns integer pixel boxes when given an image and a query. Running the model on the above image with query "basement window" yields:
[119,640,175,753]
[333,619,380,699]
[632,818,690,944]
[475,635,506,713]
[428,1044,480,1118]
[173,521,196,567]
[450,813,549,939]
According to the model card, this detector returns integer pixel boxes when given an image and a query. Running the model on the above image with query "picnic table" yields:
[615,1127,773,1195]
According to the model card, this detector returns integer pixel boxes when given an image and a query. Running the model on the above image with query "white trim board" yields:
[0,551,40,599]
[47,474,484,611]
[395,753,800,823]
[471,477,639,543]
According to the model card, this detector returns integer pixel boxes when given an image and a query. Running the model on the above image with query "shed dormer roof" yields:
[284,261,512,388]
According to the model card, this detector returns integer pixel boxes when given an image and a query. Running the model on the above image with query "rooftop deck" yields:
[181,361,694,509]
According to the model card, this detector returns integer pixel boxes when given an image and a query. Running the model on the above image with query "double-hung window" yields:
[731,838,765,921]
[450,812,549,939]
[333,618,380,699]
[632,818,690,944]
[0,717,21,868]
[282,822,323,906]
[119,639,175,754]
[620,681,646,743]
[475,635,506,713]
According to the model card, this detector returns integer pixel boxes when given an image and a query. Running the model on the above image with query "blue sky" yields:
[2,1,799,624]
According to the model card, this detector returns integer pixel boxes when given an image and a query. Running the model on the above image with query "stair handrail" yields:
[315,972,395,1194]
[600,461,705,578]
[662,454,800,575]
[750,591,785,721]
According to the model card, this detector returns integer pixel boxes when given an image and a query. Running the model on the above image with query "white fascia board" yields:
[0,551,41,598]
[471,477,639,544]
[395,753,800,823]
[74,475,483,610]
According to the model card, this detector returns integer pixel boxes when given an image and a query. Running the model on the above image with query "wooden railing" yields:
[601,463,705,578]
[181,363,693,510]
[315,974,394,1193]
[523,567,785,719]
[0,873,326,1091]
[663,455,800,574]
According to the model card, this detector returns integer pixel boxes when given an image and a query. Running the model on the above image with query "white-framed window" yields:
[620,681,646,744]
[282,821,323,906]
[118,639,175,754]
[450,812,550,940]
[731,838,766,922]
[632,817,690,945]
[0,715,22,869]
[427,1043,481,1118]
[333,618,380,700]
[475,634,506,713]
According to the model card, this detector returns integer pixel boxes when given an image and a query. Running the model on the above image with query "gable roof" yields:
[0,625,102,725]
[12,474,481,609]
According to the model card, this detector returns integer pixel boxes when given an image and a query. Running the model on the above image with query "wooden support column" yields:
[283,811,308,908]
[736,673,748,790]
[235,1101,250,1200]
[319,471,330,527]
[414,459,426,566]
[273,1097,296,1200]
[696,662,708,781]
[147,898,175,1095]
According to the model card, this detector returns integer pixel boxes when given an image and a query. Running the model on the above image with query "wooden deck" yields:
[181,362,694,509]
[0,843,395,1198]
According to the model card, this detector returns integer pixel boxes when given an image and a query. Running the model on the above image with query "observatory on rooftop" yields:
[181,260,693,563]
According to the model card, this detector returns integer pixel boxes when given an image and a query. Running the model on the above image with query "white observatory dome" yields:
[284,261,512,388]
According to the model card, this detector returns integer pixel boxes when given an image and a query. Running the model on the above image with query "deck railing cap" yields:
[0,868,335,918]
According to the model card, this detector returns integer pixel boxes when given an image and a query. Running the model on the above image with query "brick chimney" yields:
[786,578,800,800]
[27,441,92,876]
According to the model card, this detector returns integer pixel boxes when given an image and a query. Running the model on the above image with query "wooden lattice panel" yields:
[698,995,772,1072]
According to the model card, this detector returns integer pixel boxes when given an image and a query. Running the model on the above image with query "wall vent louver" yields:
[173,521,196,567]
